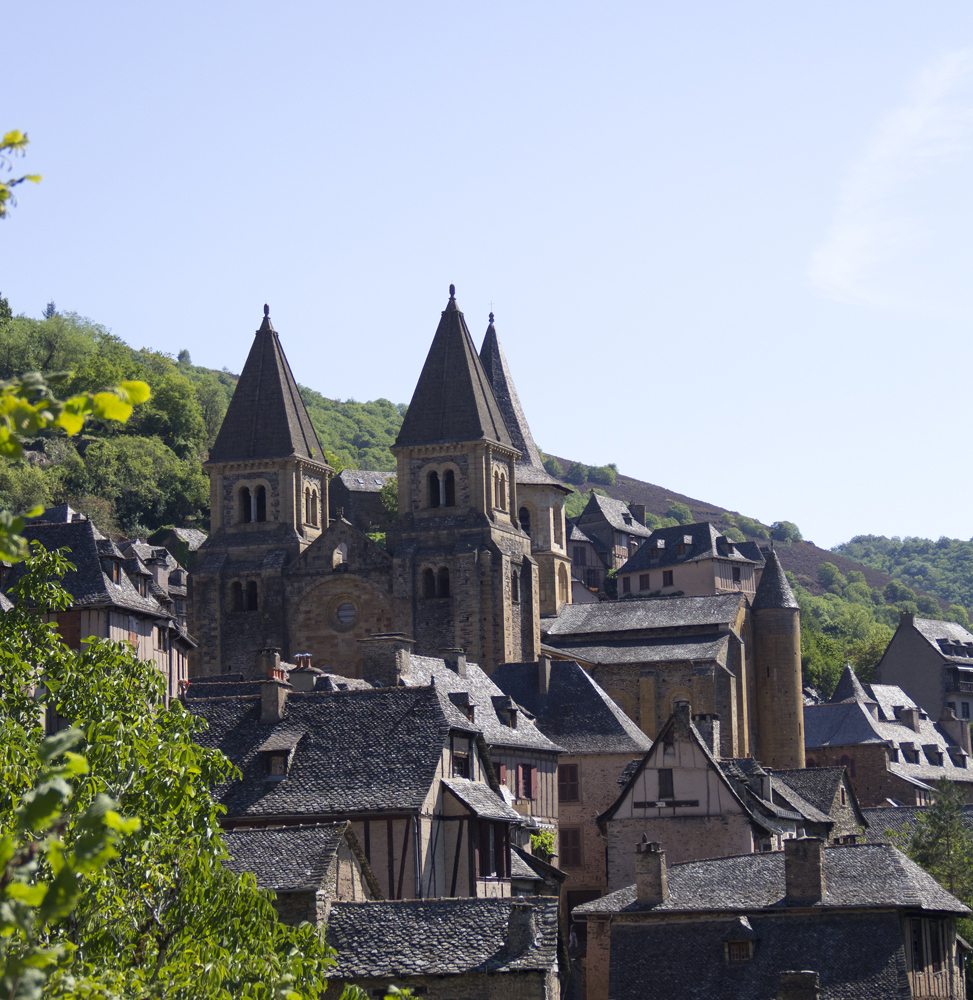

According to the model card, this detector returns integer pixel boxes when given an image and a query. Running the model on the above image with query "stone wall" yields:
[272,888,330,927]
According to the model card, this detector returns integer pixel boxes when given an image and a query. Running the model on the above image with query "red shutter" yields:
[516,764,524,798]
[498,763,507,785]
[529,765,537,799]
[55,611,81,649]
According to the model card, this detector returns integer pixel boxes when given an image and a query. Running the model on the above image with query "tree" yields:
[817,562,845,589]
[177,349,191,365]
[542,455,563,477]
[588,465,616,486]
[665,501,693,525]
[42,302,57,320]
[564,461,589,485]
[771,520,802,543]
[379,475,398,521]
[0,131,41,219]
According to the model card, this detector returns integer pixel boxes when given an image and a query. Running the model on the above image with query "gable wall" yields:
[877,626,948,721]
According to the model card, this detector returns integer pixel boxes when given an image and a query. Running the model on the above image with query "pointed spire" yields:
[829,663,869,704]
[479,315,561,484]
[396,287,513,448]
[752,549,799,611]
[208,307,325,464]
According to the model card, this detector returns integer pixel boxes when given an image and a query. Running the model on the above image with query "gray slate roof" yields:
[208,308,325,464]
[577,492,655,538]
[186,685,479,819]
[550,633,730,666]
[336,470,395,493]
[618,522,762,575]
[222,823,347,890]
[325,897,559,978]
[751,549,799,610]
[395,289,513,449]
[863,804,973,843]
[911,616,973,655]
[573,843,968,915]
[479,320,565,487]
[443,778,525,821]
[400,655,563,753]
[492,659,653,755]
[167,527,208,550]
[772,768,863,824]
[543,593,744,637]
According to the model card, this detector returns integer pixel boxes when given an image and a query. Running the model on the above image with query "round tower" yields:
[752,549,805,769]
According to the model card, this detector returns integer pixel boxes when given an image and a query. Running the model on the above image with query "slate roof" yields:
[325,897,559,978]
[862,805,973,843]
[208,307,325,465]
[751,549,799,611]
[222,822,347,890]
[618,522,762,575]
[395,288,514,449]
[548,634,730,666]
[577,493,655,538]
[401,655,563,753]
[8,519,172,619]
[479,319,566,488]
[167,527,208,550]
[492,659,654,755]
[907,617,973,663]
[567,521,606,550]
[573,843,968,914]
[543,594,744,637]
[186,685,478,819]
[443,778,525,821]
[830,663,871,704]
[335,470,395,493]
[606,912,913,1000]
[772,767,867,827]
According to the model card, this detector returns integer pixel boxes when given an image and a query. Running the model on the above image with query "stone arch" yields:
[444,468,456,507]
[438,566,451,598]
[246,580,258,611]
[422,567,436,598]
[428,470,440,508]
[519,505,532,538]
[231,580,244,612]
[239,486,252,524]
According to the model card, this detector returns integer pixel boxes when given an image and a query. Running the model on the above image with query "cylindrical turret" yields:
[752,549,805,769]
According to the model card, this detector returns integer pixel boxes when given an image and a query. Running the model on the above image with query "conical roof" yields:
[829,664,869,704]
[395,288,513,449]
[208,306,324,464]
[479,316,563,486]
[751,549,799,611]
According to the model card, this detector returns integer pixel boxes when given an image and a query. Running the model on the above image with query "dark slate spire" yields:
[479,315,562,485]
[829,663,869,704]
[395,287,513,448]
[208,306,324,464]
[751,549,799,611]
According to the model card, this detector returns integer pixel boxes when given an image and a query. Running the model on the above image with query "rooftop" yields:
[576,492,655,539]
[618,522,763,575]
[222,822,348,890]
[543,593,744,637]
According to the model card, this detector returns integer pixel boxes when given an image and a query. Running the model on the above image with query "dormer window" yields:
[726,941,752,963]
[677,544,685,556]
[649,547,660,560]
[266,752,289,779]
[453,753,470,778]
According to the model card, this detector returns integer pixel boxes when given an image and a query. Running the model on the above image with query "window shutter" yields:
[516,764,524,798]
[528,765,537,799]
[498,763,507,786]
[56,611,81,650]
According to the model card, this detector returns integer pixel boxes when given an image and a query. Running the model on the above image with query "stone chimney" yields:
[900,610,915,627]
[692,713,720,755]
[261,676,290,724]
[635,837,667,905]
[359,633,413,687]
[776,971,819,1000]
[441,648,467,678]
[538,654,551,695]
[627,503,646,527]
[506,898,535,955]
[257,647,284,680]
[938,706,973,755]
[899,707,921,733]
[672,699,692,740]
[784,838,825,905]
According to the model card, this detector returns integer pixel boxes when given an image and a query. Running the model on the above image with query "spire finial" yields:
[449,283,455,299]
[263,303,269,317]
[489,311,494,324]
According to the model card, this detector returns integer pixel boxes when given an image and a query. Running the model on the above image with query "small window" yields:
[422,568,436,599]
[520,507,531,537]
[662,570,674,587]
[246,580,258,612]
[573,546,587,566]
[553,503,563,547]
[255,485,267,522]
[658,768,674,799]
[558,763,579,802]
[805,756,818,768]
[622,576,631,594]
[732,566,741,583]
[964,703,971,720]
[232,580,244,612]
[839,754,855,777]
[499,474,507,511]
[336,602,356,625]
[560,827,582,867]
[517,763,536,799]
[444,469,455,507]
[639,574,650,590]
[266,752,288,777]
[649,547,660,560]
[240,486,252,524]
[428,471,440,508]
[677,543,685,556]
[726,941,751,963]
[511,570,520,603]
[438,567,450,598]
[840,786,847,806]
[453,754,470,778]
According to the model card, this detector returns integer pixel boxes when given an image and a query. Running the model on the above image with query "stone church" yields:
[190,288,572,679]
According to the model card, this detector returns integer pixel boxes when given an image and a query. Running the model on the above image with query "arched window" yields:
[428,471,440,508]
[558,564,569,605]
[240,487,252,524]
[554,503,563,546]
[839,754,855,777]
[499,474,506,511]
[246,580,258,612]
[311,490,319,526]
[231,581,244,612]
[423,567,436,598]
[305,487,311,523]
[444,469,455,507]
[511,570,520,603]
[805,757,818,769]
[438,567,450,598]
[520,507,531,538]
[333,543,347,568]
[255,485,267,522]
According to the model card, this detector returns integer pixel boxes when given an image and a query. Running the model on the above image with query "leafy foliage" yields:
[665,501,693,525]
[0,130,41,219]
[299,389,404,472]
[530,830,556,860]
[771,520,802,543]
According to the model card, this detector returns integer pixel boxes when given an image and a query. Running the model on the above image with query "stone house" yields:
[120,538,190,631]
[877,612,973,724]
[5,506,194,701]
[568,522,608,592]
[615,521,765,601]
[150,526,208,572]
[491,657,653,929]
[221,821,381,925]
[570,493,654,582]
[323,896,561,1000]
[805,665,973,807]
[574,837,970,1000]
[184,665,528,901]
[328,469,395,533]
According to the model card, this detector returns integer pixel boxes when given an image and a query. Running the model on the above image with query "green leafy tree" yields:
[771,520,802,543]
[723,526,746,543]
[817,562,845,589]
[735,514,770,540]
[564,462,589,485]
[542,455,563,477]
[588,464,617,486]
[883,578,916,604]
[0,130,41,218]
[379,475,398,521]
[665,501,693,525]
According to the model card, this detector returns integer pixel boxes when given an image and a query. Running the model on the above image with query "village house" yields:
[120,538,190,631]
[614,521,765,601]
[328,469,395,533]
[491,656,653,929]
[805,665,973,807]
[574,836,970,1000]
[323,896,561,1000]
[567,521,607,595]
[569,493,653,585]
[877,612,973,724]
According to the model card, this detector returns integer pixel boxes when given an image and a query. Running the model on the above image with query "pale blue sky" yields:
[4,2,973,548]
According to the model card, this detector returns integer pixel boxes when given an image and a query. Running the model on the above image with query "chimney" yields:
[635,836,668,905]
[538,654,551,695]
[627,503,646,527]
[441,648,467,678]
[672,699,692,740]
[776,971,819,1000]
[938,706,973,756]
[261,676,290,724]
[900,610,915,627]
[692,713,720,755]
[784,838,825,905]
[258,647,284,680]
[359,633,413,687]
[899,707,921,733]
[506,898,535,955]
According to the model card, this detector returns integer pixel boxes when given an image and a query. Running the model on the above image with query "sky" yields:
[4,2,973,549]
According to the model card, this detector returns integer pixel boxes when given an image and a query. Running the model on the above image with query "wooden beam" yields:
[450,818,464,897]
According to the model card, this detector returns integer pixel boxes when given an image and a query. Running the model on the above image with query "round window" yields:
[327,594,359,632]
[336,602,356,625]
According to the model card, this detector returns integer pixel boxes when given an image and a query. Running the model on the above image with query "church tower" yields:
[388,286,540,670]
[189,305,333,676]
[751,549,805,769]
[479,314,572,616]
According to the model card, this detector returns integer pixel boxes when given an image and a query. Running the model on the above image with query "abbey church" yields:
[189,286,805,770]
